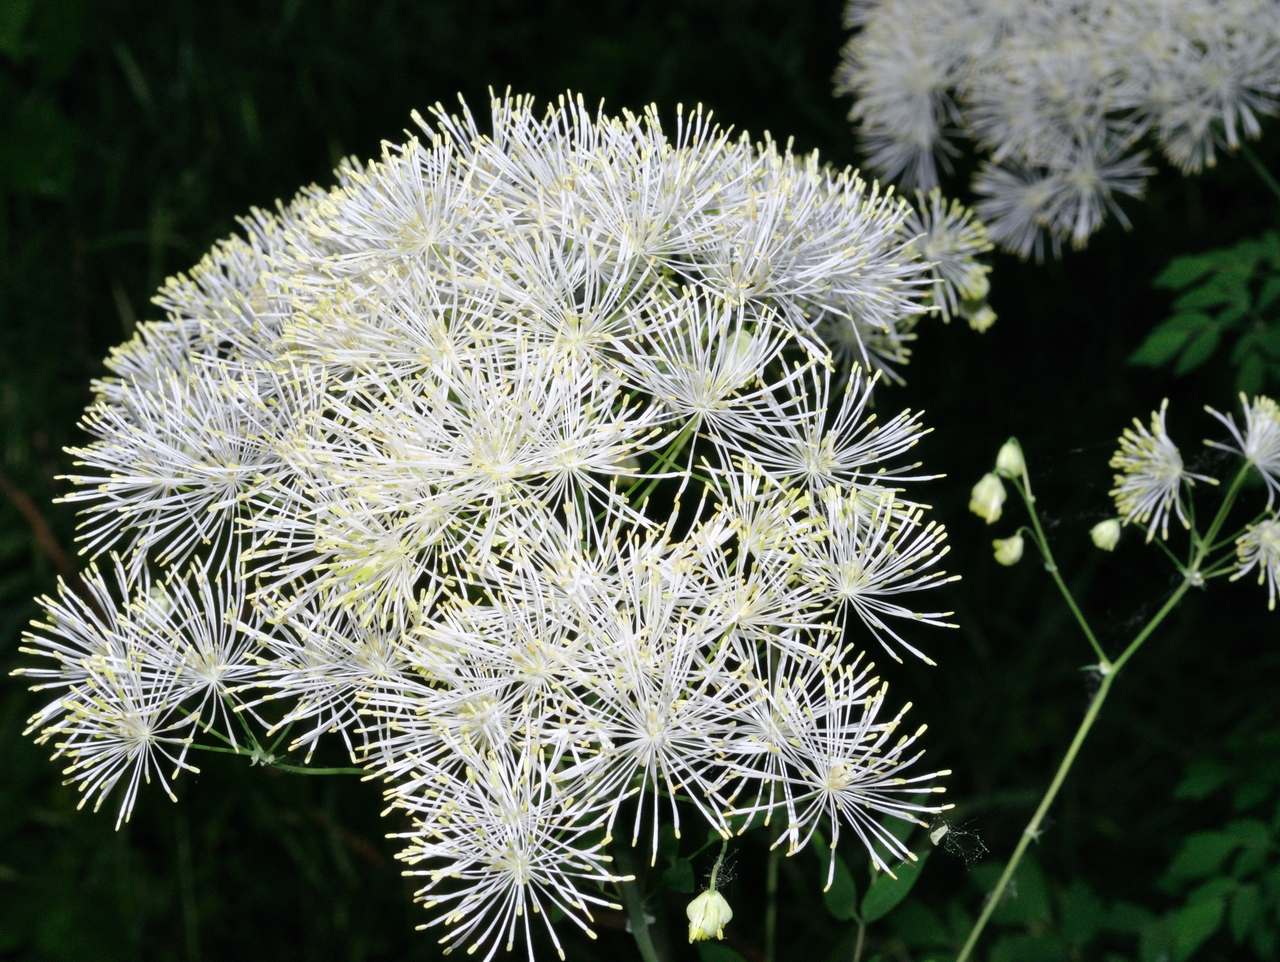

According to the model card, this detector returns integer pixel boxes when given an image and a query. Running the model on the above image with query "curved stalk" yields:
[957,466,1250,961]
[1014,472,1109,665]
[187,742,364,776]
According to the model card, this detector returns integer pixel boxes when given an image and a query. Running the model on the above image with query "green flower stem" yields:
[765,842,780,962]
[626,420,697,506]
[1014,472,1110,666]
[955,671,1114,962]
[187,742,364,777]
[958,466,1250,962]
[1241,142,1280,206]
[613,845,664,962]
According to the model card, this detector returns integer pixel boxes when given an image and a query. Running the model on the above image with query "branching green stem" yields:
[187,742,364,776]
[1014,472,1109,665]
[957,466,1251,962]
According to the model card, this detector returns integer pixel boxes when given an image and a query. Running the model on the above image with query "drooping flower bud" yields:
[1090,519,1121,552]
[687,889,733,943]
[969,473,1007,524]
[992,533,1024,566]
[994,438,1025,479]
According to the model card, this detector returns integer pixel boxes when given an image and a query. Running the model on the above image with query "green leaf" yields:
[1154,254,1219,290]
[1107,900,1156,934]
[1171,896,1225,961]
[1185,876,1237,903]
[861,850,930,923]
[1237,354,1266,396]
[1060,879,1106,945]
[887,902,950,948]
[1214,302,1250,328]
[822,850,860,921]
[1129,316,1205,366]
[1165,831,1243,882]
[990,934,1066,962]
[1232,780,1273,813]
[1175,327,1221,375]
[696,945,747,962]
[970,855,1051,926]
[0,0,34,59]
[1223,818,1270,851]
[1258,276,1280,312]
[1175,760,1230,800]
[662,857,694,893]
[1175,280,1247,311]
[0,93,76,197]
[1230,885,1261,943]
[1234,844,1270,877]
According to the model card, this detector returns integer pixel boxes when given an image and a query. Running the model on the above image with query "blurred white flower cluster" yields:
[17,92,966,959]
[836,0,1280,258]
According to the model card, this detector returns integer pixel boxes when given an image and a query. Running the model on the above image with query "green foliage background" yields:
[2,2,1277,960]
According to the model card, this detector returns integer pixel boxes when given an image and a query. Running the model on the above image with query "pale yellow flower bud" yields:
[1090,519,1121,552]
[966,304,997,333]
[969,472,1007,524]
[960,268,991,302]
[992,533,1024,566]
[686,889,733,943]
[994,438,1025,479]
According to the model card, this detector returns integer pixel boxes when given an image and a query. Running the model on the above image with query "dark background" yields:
[2,2,1277,960]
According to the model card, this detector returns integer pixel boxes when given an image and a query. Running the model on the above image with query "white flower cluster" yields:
[1109,394,1280,607]
[17,93,963,959]
[836,0,1280,258]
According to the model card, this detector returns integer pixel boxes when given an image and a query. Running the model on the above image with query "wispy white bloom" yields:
[901,188,993,322]
[1206,394,1280,505]
[1110,400,1213,541]
[17,91,962,959]
[1232,517,1280,611]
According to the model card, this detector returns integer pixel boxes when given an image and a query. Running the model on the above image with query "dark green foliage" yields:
[1133,231,1280,391]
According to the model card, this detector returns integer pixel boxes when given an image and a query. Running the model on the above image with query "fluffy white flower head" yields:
[16,91,968,960]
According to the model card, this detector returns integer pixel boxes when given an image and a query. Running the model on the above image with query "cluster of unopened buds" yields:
[15,92,994,959]
[972,395,1280,611]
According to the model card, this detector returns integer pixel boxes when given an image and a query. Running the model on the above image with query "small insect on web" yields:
[928,815,989,866]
